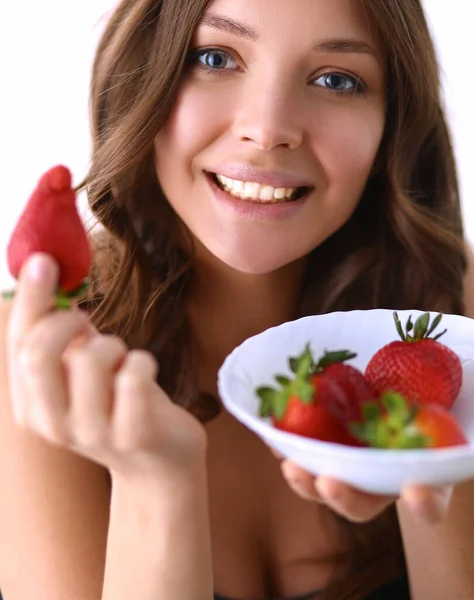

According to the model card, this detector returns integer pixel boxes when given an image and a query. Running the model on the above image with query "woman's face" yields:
[154,0,386,274]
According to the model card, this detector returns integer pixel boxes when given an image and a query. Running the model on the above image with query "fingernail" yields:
[26,254,52,282]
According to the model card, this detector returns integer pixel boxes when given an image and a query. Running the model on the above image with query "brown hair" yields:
[78,0,467,597]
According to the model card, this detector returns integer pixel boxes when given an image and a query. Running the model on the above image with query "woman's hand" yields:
[272,448,453,524]
[6,253,207,484]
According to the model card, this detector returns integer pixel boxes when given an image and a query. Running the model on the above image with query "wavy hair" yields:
[78,0,467,597]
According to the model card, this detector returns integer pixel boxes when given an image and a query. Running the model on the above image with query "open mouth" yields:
[209,172,311,204]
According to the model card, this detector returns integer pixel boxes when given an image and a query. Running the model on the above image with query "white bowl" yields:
[218,309,474,495]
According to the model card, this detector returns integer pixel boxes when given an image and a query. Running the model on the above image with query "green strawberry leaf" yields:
[393,312,406,341]
[275,375,291,387]
[382,391,407,413]
[258,344,317,422]
[353,391,432,449]
[62,278,91,299]
[350,421,378,446]
[1,278,91,310]
[256,387,276,417]
[55,296,75,310]
[362,402,381,421]
[273,389,291,421]
[426,313,443,338]
[433,329,448,341]
[289,357,299,374]
[395,311,447,343]
[288,344,315,376]
[294,379,315,404]
[297,344,315,376]
[316,349,357,370]
[398,433,430,449]
[414,312,429,340]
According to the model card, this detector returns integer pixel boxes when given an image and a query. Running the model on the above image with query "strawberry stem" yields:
[257,345,358,422]
[1,279,90,311]
[393,311,447,343]
[314,349,357,371]
[257,344,316,421]
[350,391,430,449]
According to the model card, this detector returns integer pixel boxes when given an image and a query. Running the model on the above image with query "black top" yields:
[0,575,409,600]
[215,593,315,600]
[215,574,410,600]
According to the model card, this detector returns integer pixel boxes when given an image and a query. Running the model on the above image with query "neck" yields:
[188,251,307,373]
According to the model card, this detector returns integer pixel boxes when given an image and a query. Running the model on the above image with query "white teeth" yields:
[243,182,260,200]
[233,180,245,194]
[215,174,297,203]
[259,186,276,201]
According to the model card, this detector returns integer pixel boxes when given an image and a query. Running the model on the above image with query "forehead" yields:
[204,0,378,46]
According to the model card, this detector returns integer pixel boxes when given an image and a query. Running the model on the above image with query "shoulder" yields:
[463,242,474,318]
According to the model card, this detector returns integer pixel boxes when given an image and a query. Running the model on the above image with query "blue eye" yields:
[191,49,237,71]
[313,72,365,95]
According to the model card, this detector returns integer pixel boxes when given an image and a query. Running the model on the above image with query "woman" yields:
[1,0,474,598]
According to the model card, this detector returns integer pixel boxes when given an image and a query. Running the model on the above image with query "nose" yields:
[232,79,304,152]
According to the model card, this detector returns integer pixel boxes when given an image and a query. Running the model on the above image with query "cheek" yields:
[316,108,385,187]
[155,83,230,165]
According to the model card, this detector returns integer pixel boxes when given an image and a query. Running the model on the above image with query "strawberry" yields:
[256,345,360,445]
[3,165,92,308]
[365,312,462,410]
[313,350,376,422]
[351,391,468,449]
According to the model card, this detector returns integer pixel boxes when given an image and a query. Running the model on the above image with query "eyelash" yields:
[188,48,367,96]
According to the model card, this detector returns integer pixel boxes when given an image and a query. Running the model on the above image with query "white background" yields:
[0,1,470,287]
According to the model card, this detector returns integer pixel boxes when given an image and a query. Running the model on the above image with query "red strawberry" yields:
[256,345,360,445]
[313,350,376,422]
[351,391,467,449]
[4,165,92,308]
[365,312,462,410]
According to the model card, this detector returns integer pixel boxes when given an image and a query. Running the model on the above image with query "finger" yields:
[315,476,396,522]
[66,335,128,448]
[400,484,453,524]
[8,254,59,345]
[281,460,325,502]
[112,350,160,448]
[16,309,90,441]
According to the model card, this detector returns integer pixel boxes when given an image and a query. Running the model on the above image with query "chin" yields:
[210,244,306,276]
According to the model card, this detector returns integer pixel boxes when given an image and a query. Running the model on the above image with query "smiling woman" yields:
[0,1,472,600]
[154,0,386,274]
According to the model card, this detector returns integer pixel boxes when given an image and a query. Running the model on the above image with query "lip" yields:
[206,172,311,221]
[207,165,313,189]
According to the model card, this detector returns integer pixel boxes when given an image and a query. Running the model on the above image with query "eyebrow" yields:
[199,14,259,41]
[199,14,379,59]
[314,38,379,59]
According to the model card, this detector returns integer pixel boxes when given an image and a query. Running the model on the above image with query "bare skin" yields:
[2,250,472,600]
